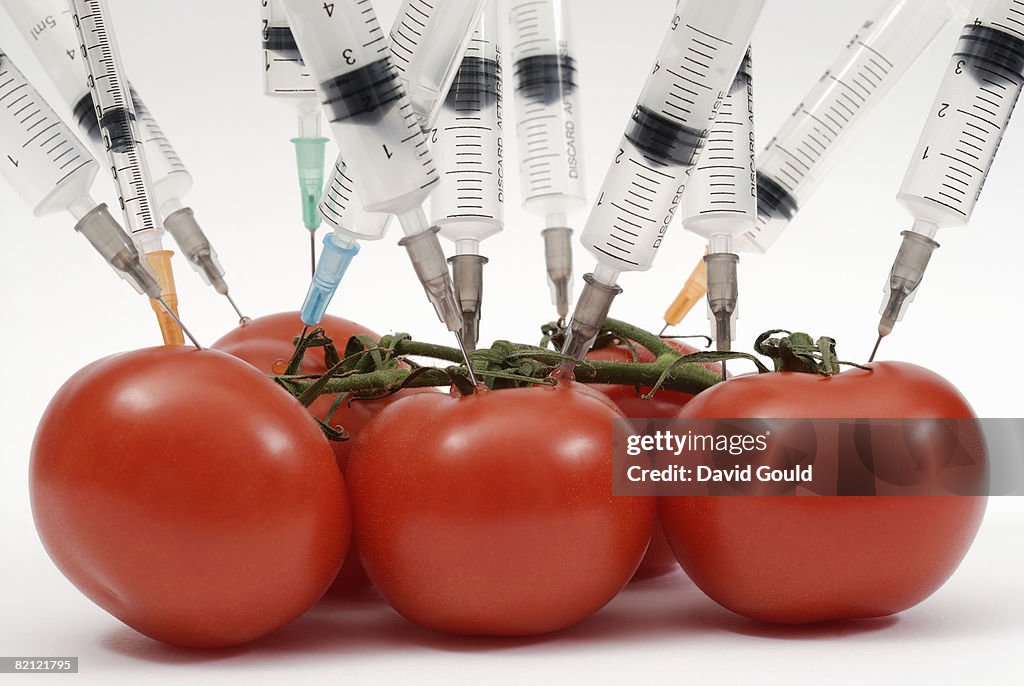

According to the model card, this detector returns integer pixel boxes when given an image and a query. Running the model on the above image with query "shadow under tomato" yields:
[677,605,902,640]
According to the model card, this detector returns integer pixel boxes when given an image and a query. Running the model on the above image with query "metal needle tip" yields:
[721,359,728,381]
[156,297,203,350]
[659,324,669,337]
[868,335,883,364]
[225,293,247,323]
[454,331,479,387]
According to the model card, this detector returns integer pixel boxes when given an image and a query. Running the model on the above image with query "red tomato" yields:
[659,361,987,624]
[587,340,721,581]
[213,312,431,595]
[347,383,656,635]
[30,347,350,647]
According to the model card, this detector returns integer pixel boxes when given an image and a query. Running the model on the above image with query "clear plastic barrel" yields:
[682,50,756,241]
[509,0,586,223]
[0,49,98,217]
[280,0,439,215]
[261,0,317,99]
[432,1,505,247]
[319,157,392,240]
[898,3,1024,229]
[580,1,765,274]
[390,0,487,129]
[739,0,963,254]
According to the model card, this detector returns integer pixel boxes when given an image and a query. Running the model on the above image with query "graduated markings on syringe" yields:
[510,0,563,196]
[596,24,731,267]
[692,91,747,215]
[0,60,91,184]
[924,32,1024,218]
[390,0,433,73]
[77,8,159,232]
[770,45,893,194]
[443,36,499,220]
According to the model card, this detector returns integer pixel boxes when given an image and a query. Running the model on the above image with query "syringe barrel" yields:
[898,5,1024,229]
[280,0,440,215]
[390,0,487,130]
[580,1,764,274]
[261,0,317,100]
[319,156,393,240]
[4,0,195,215]
[433,1,505,245]
[740,0,963,254]
[682,50,756,240]
[70,0,164,243]
[0,0,88,111]
[509,0,587,221]
[0,49,98,217]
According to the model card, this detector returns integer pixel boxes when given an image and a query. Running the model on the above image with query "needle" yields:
[454,331,479,387]
[721,359,728,381]
[156,297,202,349]
[226,293,248,324]
[868,335,882,364]
[309,229,317,279]
[659,324,669,337]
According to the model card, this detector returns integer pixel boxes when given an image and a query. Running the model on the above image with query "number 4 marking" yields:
[323,3,334,16]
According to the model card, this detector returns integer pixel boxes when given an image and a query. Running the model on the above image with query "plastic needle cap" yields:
[301,234,361,326]
[400,227,465,333]
[542,228,573,318]
[559,273,623,372]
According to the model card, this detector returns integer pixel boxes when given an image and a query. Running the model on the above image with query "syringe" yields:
[660,0,967,331]
[508,0,587,320]
[559,0,765,372]
[299,0,486,326]
[261,0,328,274]
[390,0,487,130]
[680,50,756,376]
[68,0,197,345]
[279,0,476,378]
[0,48,199,345]
[431,1,504,351]
[872,0,1024,359]
[2,0,243,322]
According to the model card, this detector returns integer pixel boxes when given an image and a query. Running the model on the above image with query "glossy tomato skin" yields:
[30,347,350,647]
[347,383,656,636]
[659,361,987,624]
[212,312,429,595]
[587,341,720,581]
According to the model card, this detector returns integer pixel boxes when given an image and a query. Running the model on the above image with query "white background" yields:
[1,0,1022,684]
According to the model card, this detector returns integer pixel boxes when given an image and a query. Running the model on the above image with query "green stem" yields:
[603,317,676,358]
[293,356,721,397]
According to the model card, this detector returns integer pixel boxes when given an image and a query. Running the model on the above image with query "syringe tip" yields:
[659,324,670,337]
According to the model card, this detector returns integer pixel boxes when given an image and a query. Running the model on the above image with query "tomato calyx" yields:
[754,330,872,376]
